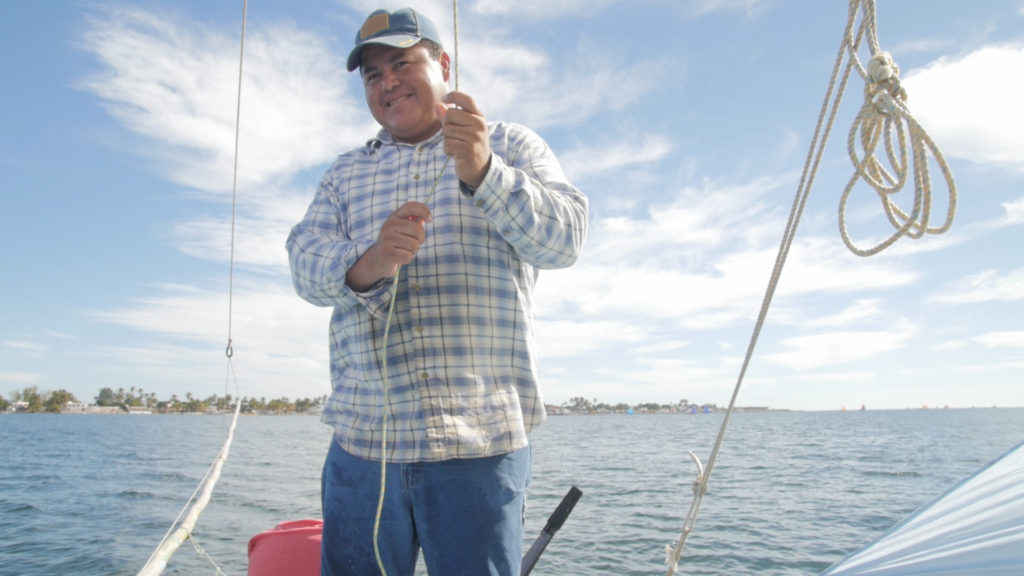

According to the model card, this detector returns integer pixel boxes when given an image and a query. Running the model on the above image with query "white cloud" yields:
[457,37,661,130]
[470,0,618,18]
[1000,197,1024,227]
[78,5,370,195]
[975,331,1024,349]
[536,170,919,341]
[461,0,768,19]
[804,299,885,328]
[934,339,969,351]
[903,44,1024,170]
[3,340,49,357]
[171,210,300,269]
[559,133,674,183]
[929,268,1024,304]
[82,278,330,399]
[762,319,917,370]
[535,319,648,358]
[0,372,43,386]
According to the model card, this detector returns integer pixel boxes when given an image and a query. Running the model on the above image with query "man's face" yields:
[360,43,450,144]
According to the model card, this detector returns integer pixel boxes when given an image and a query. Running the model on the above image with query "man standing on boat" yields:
[286,7,588,575]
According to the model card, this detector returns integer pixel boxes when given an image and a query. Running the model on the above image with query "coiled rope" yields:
[664,1,955,574]
[136,1,248,575]
[839,26,957,255]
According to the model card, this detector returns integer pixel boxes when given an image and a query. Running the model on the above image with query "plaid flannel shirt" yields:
[287,121,588,462]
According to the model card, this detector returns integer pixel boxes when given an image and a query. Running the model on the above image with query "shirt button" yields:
[420,372,429,380]
[475,199,484,207]
[416,326,424,334]
[413,173,421,180]
[412,283,421,291]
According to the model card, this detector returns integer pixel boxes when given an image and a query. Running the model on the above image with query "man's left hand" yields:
[438,91,491,190]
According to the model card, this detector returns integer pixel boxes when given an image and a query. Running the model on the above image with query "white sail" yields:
[820,440,1024,576]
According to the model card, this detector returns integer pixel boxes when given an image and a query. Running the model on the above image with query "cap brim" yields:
[346,34,425,72]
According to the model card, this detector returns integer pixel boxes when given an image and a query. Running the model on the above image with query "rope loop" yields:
[665,2,958,573]
[839,45,957,256]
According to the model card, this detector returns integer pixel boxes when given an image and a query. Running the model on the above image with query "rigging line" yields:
[137,402,243,576]
[136,2,248,575]
[452,0,460,91]
[664,0,947,573]
[225,0,248,360]
[189,535,229,576]
[834,0,955,256]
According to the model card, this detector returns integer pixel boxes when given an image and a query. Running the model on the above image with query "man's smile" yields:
[387,94,413,108]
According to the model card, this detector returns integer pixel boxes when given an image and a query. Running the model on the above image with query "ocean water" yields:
[2,408,1022,576]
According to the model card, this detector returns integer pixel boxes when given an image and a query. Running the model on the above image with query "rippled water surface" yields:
[1,408,1022,575]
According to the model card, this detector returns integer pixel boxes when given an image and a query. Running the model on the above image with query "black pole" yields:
[521,486,583,576]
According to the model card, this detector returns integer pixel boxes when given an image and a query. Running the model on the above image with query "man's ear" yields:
[439,51,451,83]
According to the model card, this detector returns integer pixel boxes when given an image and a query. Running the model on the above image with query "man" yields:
[286,7,588,575]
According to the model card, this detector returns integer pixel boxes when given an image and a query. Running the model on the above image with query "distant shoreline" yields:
[4,405,1017,416]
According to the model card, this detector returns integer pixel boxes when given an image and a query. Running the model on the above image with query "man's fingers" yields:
[442,90,480,115]
[394,201,433,223]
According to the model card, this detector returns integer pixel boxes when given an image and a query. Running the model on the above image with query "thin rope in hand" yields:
[664,1,955,573]
[371,156,450,575]
[371,4,460,574]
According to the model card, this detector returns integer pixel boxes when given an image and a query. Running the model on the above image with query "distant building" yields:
[64,402,121,414]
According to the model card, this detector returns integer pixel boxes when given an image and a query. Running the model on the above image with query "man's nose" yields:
[381,69,399,91]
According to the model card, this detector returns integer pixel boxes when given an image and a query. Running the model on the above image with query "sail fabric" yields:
[819,440,1024,576]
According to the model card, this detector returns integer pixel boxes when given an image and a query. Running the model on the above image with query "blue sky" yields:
[2,1,1022,411]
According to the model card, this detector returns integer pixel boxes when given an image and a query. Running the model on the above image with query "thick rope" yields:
[137,400,242,576]
[136,2,248,575]
[664,1,955,573]
[839,50,957,255]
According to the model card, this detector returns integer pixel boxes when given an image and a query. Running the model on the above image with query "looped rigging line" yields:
[840,50,957,256]
[664,1,956,574]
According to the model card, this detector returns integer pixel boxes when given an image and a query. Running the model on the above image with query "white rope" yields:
[839,49,957,256]
[137,2,248,575]
[372,7,460,573]
[189,523,229,575]
[137,400,242,576]
[664,1,955,573]
[452,0,460,91]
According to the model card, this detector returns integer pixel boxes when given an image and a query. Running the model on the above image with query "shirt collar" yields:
[369,128,444,150]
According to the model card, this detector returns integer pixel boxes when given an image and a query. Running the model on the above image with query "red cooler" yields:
[247,519,322,576]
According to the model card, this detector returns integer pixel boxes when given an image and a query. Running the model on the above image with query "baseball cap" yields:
[347,8,443,72]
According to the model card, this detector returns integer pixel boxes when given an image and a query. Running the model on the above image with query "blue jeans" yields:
[321,440,532,576]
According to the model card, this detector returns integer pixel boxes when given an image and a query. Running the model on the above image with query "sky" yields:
[1,0,1022,412]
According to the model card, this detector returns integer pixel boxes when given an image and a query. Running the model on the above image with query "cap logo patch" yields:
[360,13,389,40]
